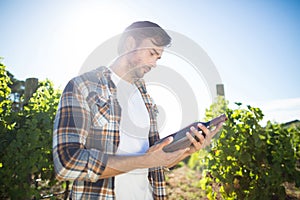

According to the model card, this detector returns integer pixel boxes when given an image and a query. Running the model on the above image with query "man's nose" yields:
[150,60,158,68]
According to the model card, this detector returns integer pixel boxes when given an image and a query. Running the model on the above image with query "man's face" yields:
[126,38,164,80]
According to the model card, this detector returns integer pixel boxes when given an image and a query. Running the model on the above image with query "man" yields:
[53,21,223,199]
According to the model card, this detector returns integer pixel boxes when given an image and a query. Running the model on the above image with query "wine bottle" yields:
[156,114,227,152]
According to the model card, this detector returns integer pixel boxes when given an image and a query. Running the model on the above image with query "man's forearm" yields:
[100,144,189,179]
[99,154,152,179]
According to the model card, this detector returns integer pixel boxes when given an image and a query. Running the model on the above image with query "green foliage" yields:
[0,63,14,130]
[199,100,300,199]
[0,62,61,199]
[284,121,300,171]
[204,96,229,121]
[188,96,229,171]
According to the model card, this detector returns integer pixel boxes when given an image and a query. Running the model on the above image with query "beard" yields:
[126,53,153,81]
[128,58,151,80]
[133,65,152,80]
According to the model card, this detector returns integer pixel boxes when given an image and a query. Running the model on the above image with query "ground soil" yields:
[41,165,300,199]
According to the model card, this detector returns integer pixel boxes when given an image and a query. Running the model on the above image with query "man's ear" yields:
[124,36,136,52]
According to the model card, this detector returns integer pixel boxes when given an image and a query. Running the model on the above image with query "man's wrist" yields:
[140,152,156,169]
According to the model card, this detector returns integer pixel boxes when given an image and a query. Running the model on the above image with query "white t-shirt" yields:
[110,71,153,200]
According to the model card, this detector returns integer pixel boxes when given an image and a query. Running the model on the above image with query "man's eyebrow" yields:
[152,48,161,59]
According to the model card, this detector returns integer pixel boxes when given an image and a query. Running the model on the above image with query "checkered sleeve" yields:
[52,79,108,182]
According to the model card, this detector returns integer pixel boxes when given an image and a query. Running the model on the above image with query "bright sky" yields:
[1,0,300,135]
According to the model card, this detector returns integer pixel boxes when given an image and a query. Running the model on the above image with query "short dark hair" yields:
[118,21,172,54]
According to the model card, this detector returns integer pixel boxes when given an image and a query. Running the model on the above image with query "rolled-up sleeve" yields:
[52,79,108,182]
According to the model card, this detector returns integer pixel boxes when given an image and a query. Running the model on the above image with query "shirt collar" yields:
[134,79,147,94]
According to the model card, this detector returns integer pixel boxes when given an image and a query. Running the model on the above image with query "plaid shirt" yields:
[53,66,167,199]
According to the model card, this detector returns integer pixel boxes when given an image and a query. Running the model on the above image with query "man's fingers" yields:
[215,122,223,130]
[186,131,203,150]
[209,122,224,137]
[147,136,173,153]
[197,123,209,135]
[191,125,205,141]
[159,136,173,148]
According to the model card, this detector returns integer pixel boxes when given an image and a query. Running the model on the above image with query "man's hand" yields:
[185,122,223,155]
[101,137,189,179]
[146,121,224,169]
[146,136,190,168]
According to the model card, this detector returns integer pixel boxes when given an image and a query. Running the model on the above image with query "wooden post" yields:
[23,78,38,105]
[216,84,225,96]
